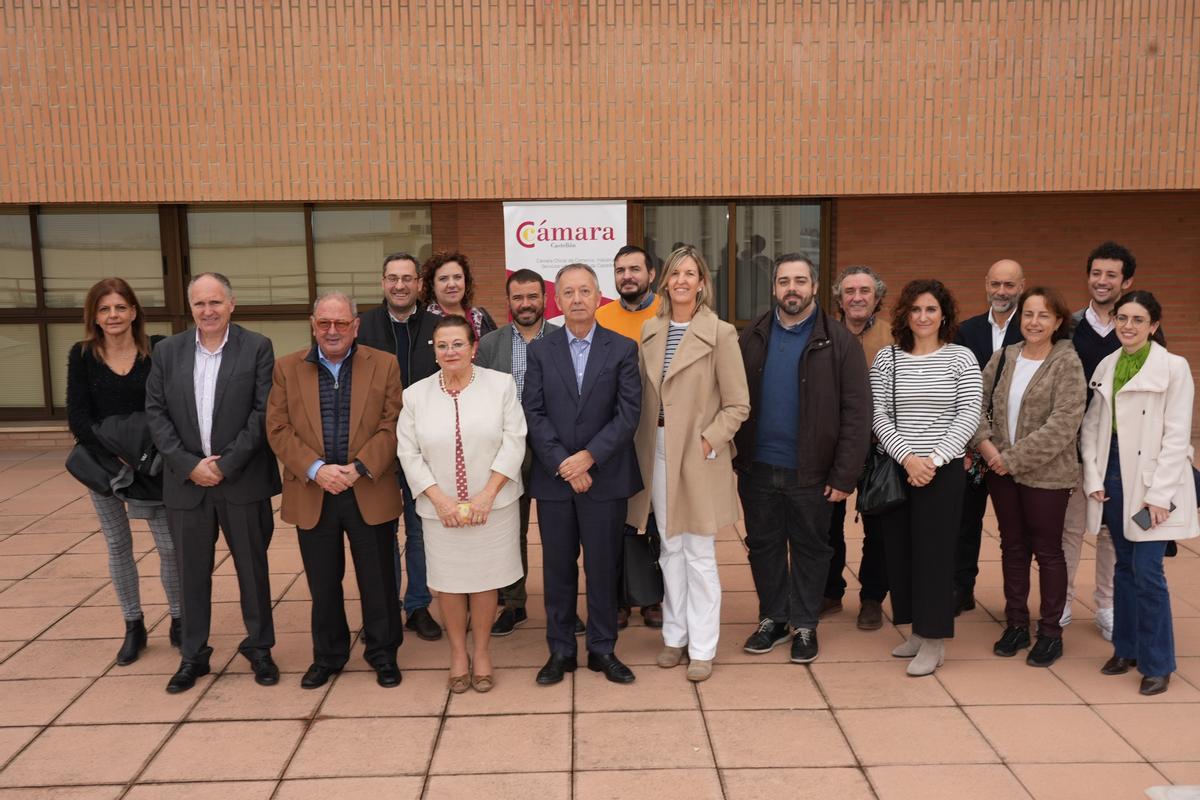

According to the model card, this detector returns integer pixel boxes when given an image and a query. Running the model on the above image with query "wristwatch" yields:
[930,452,946,468]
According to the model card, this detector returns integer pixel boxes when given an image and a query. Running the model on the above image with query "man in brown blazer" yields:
[267,291,405,689]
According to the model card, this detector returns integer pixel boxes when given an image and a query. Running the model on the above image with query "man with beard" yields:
[475,269,561,635]
[594,244,664,630]
[953,259,1026,615]
[735,255,871,664]
[357,253,444,642]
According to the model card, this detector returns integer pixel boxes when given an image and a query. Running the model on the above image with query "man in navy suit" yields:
[523,263,643,685]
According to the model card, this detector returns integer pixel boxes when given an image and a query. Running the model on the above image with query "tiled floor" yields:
[0,448,1198,799]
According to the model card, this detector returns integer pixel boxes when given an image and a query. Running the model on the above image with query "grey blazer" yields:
[145,324,282,510]
[475,320,561,375]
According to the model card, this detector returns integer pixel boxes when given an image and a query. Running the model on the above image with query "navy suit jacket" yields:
[955,311,1024,371]
[522,322,643,502]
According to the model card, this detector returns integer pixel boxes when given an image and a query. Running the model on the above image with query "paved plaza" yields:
[0,448,1198,799]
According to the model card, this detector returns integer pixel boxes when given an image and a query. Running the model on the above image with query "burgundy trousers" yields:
[985,473,1070,638]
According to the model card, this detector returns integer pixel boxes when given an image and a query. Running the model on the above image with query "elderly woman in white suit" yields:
[397,315,527,694]
[1081,290,1197,696]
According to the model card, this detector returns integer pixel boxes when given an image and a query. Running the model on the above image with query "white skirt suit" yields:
[397,367,527,594]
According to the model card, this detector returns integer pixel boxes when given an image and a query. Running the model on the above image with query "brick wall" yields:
[3,2,1197,204]
[835,190,1200,430]
[432,201,509,323]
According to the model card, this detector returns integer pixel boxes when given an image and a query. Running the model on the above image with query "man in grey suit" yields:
[146,272,282,694]
[475,269,560,635]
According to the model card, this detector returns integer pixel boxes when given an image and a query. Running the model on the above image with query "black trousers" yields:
[880,460,965,639]
[823,501,891,604]
[299,491,402,669]
[955,478,989,597]
[537,494,626,658]
[168,494,275,666]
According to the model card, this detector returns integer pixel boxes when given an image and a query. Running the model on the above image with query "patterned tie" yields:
[447,388,468,502]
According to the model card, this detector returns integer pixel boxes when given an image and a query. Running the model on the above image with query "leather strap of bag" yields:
[986,345,1009,424]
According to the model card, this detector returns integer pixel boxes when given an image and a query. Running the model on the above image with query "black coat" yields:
[955,311,1024,370]
[357,303,439,388]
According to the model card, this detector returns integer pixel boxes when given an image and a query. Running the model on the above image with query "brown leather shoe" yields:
[1100,656,1137,675]
[857,598,884,631]
[641,604,664,629]
[617,606,630,630]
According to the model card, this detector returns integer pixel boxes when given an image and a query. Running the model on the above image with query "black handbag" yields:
[620,517,664,609]
[65,443,119,496]
[857,346,908,516]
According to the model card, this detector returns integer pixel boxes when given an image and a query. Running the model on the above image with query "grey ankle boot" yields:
[906,637,945,676]
[892,633,924,658]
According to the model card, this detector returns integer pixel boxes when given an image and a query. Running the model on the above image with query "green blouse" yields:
[1112,342,1151,431]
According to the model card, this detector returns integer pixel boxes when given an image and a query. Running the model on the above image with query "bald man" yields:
[952,259,1026,614]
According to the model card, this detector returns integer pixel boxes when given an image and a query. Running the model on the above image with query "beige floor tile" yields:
[0,788,122,800]
[722,767,874,799]
[812,661,956,709]
[488,627,564,668]
[837,707,999,766]
[867,764,1032,800]
[936,659,1081,705]
[708,710,855,768]
[426,773,569,800]
[575,710,712,770]
[0,516,42,535]
[1094,703,1200,762]
[1050,657,1200,704]
[143,720,305,782]
[718,591,765,624]
[0,677,90,725]
[432,713,570,774]
[41,605,167,640]
[83,577,167,608]
[575,768,722,800]
[124,782,278,800]
[1009,763,1169,800]
[0,533,89,555]
[803,622,907,663]
[0,578,105,608]
[0,639,121,679]
[965,705,1141,763]
[59,674,211,724]
[697,663,827,710]
[287,717,439,778]
[573,663,698,712]
[0,556,55,580]
[940,621,1006,659]
[27,554,110,579]
[218,631,312,675]
[1152,761,1200,784]
[274,777,422,799]
[103,634,239,677]
[0,723,171,787]
[0,727,40,769]
[445,667,571,716]
[319,668,448,717]
[187,672,325,720]
[0,606,70,640]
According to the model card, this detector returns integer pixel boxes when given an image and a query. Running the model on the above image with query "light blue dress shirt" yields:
[567,323,596,394]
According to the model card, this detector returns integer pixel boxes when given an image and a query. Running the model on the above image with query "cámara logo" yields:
[516,219,617,249]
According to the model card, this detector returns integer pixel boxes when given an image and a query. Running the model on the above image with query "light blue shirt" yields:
[307,347,349,480]
[567,323,597,394]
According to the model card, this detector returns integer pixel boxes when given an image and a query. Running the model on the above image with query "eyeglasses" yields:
[384,275,417,286]
[314,319,354,332]
[434,341,470,353]
[1115,314,1151,327]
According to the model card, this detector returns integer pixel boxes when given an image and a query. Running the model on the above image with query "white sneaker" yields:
[1095,607,1114,642]
[1060,605,1073,627]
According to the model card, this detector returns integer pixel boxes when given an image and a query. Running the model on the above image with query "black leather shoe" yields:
[536,653,577,685]
[116,617,147,666]
[993,625,1031,657]
[641,604,664,629]
[168,617,181,649]
[955,590,976,617]
[587,651,635,684]
[491,607,528,637]
[373,661,402,688]
[166,661,210,694]
[405,607,443,641]
[249,654,280,686]
[1101,656,1138,675]
[300,663,341,689]
[574,616,586,636]
[617,606,630,630]
[1026,636,1063,668]
[1139,675,1170,695]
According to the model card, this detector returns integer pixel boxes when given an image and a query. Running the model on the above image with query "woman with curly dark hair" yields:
[869,279,982,676]
[420,251,497,340]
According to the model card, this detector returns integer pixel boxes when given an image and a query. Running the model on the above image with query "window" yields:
[234,320,313,359]
[0,325,44,407]
[313,206,433,305]
[38,209,164,308]
[187,208,308,305]
[0,210,35,307]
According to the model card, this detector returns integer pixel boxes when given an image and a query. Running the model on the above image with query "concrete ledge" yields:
[0,422,73,450]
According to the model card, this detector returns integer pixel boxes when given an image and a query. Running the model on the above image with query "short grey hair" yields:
[555,262,600,290]
[312,290,358,317]
[187,272,234,303]
[832,265,887,312]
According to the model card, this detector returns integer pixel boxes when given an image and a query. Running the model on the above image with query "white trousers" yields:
[1062,471,1116,610]
[652,427,721,661]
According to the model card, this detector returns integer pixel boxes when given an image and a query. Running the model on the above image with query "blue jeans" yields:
[1103,434,1175,677]
[392,469,431,614]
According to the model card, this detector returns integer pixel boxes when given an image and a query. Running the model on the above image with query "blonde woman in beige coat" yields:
[627,246,750,682]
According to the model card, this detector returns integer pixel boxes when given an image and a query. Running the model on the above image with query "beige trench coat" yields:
[626,305,750,537]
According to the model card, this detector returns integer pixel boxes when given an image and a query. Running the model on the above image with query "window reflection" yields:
[313,206,433,304]
[0,211,35,308]
[187,208,308,305]
[39,210,163,308]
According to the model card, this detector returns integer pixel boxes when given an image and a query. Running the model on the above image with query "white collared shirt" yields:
[988,308,1014,353]
[193,327,230,457]
[1084,302,1116,337]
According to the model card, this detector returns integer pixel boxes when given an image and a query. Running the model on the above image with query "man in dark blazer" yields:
[145,272,282,694]
[952,259,1025,615]
[523,263,642,685]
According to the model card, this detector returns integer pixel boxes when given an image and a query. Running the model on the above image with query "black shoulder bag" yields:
[857,346,908,516]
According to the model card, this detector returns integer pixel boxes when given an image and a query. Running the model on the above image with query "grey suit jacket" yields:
[145,324,282,510]
[475,320,562,375]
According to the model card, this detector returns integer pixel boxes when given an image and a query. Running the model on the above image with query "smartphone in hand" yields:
[1132,503,1177,531]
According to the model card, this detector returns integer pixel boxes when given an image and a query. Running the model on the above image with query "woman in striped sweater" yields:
[870,279,983,676]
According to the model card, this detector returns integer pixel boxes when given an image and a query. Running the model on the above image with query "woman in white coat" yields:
[1080,291,1197,696]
